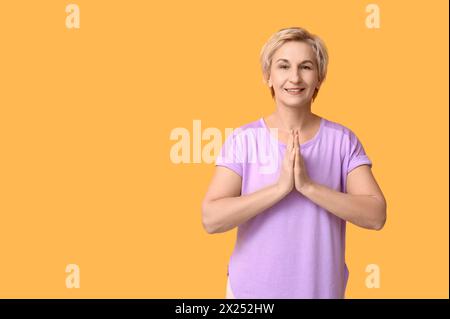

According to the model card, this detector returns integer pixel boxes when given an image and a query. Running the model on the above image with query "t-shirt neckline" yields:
[260,116,326,149]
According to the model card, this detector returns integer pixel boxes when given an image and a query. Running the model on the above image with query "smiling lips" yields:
[285,88,306,95]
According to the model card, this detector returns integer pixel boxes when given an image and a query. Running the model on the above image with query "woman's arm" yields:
[202,131,297,234]
[202,168,287,234]
[299,165,387,230]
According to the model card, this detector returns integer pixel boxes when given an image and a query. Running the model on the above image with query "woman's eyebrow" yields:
[276,58,314,64]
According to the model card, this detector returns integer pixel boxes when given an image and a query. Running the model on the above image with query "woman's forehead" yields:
[273,41,315,62]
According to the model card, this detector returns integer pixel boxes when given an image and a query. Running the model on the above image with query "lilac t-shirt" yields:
[215,116,372,299]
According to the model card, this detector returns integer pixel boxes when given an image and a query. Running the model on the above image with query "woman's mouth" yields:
[284,88,306,95]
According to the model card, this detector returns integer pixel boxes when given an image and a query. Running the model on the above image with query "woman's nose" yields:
[290,70,302,83]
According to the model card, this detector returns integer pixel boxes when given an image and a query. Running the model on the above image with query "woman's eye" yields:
[279,65,312,70]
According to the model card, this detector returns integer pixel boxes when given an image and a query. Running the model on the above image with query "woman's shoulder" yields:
[321,117,357,139]
[321,117,368,150]
[227,117,265,138]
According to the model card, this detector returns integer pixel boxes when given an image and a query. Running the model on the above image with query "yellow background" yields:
[0,0,448,298]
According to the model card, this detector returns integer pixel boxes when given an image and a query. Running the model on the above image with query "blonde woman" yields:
[202,27,387,299]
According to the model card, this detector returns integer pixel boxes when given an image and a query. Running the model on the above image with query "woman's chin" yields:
[277,98,311,108]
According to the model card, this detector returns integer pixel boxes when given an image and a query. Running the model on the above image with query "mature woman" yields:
[202,27,387,299]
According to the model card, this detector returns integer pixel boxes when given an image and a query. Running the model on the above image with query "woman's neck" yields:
[271,105,315,133]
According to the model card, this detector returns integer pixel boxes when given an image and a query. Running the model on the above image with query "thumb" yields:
[294,130,300,170]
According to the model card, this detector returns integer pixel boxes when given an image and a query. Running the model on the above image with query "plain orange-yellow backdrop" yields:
[0,0,448,298]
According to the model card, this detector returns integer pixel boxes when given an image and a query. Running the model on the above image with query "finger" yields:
[294,130,300,168]
[289,130,296,161]
[296,130,306,167]
[287,129,293,151]
[293,139,298,165]
[290,129,295,152]
[294,129,300,150]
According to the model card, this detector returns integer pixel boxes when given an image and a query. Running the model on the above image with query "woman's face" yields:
[268,41,321,107]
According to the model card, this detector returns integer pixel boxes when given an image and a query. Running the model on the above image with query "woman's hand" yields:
[293,129,313,194]
[276,129,296,197]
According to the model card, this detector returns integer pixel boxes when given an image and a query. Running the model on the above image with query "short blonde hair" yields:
[260,27,329,101]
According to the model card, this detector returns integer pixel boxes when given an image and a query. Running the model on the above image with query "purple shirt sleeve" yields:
[215,131,243,177]
[346,129,372,174]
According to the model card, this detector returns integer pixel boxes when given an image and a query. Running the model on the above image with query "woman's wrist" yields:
[297,181,315,197]
[274,182,291,199]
